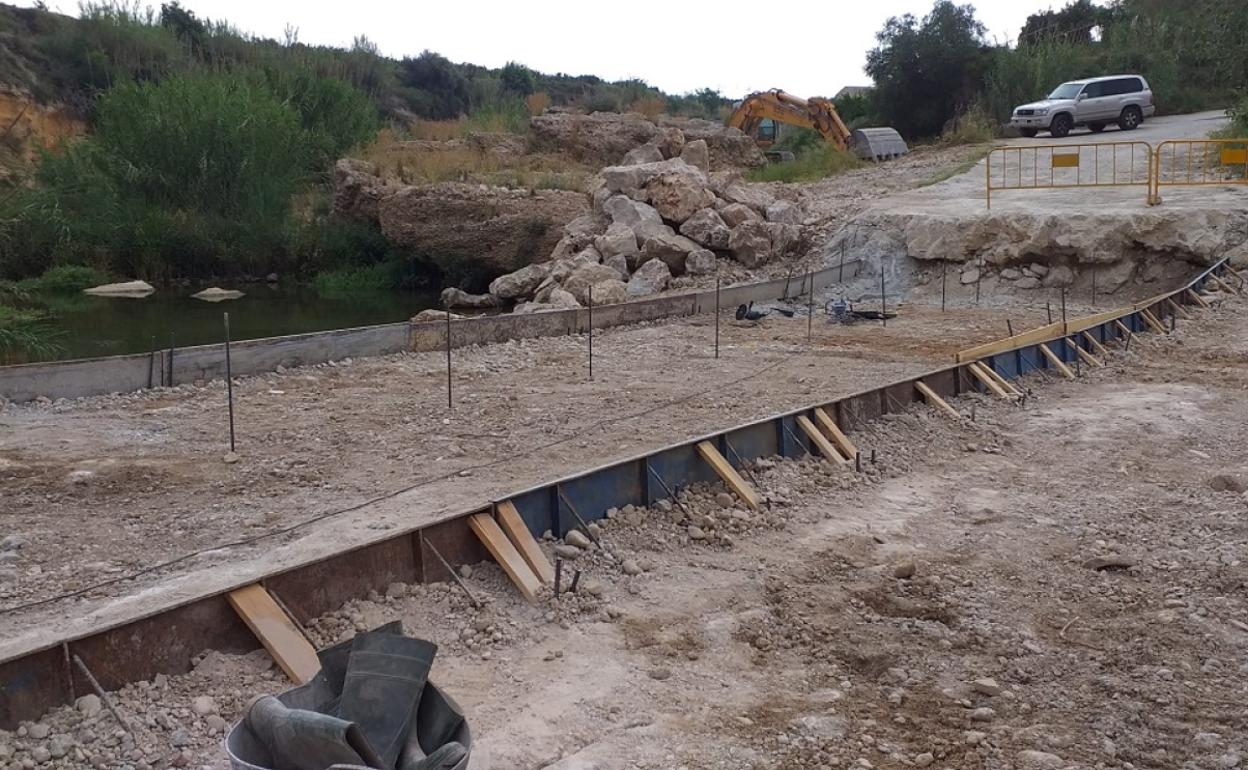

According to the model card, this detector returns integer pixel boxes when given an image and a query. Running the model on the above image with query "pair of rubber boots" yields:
[246,632,466,770]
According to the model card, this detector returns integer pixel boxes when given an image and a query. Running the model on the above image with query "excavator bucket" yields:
[850,128,909,161]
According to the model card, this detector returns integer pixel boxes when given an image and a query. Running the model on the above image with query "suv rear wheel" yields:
[1049,113,1074,138]
[1118,106,1143,131]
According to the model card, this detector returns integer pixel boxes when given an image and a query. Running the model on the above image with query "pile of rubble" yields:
[442,141,807,314]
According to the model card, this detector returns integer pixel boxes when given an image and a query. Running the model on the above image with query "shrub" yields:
[18,264,109,293]
[525,91,550,116]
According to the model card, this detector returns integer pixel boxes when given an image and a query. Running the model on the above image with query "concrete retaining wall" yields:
[1,265,854,402]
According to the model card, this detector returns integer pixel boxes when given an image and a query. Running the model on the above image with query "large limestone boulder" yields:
[627,258,672,296]
[83,280,155,298]
[622,143,664,166]
[590,279,630,305]
[680,139,710,172]
[602,158,707,196]
[765,200,803,226]
[602,195,663,228]
[716,181,775,215]
[646,171,717,223]
[563,263,625,304]
[595,222,640,258]
[441,287,499,309]
[679,208,731,249]
[685,249,717,276]
[718,202,762,228]
[603,252,630,277]
[657,116,767,169]
[547,287,582,309]
[333,158,392,221]
[488,262,552,299]
[379,183,589,276]
[639,232,701,275]
[729,220,774,268]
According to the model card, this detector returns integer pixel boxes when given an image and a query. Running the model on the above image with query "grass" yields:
[17,264,109,293]
[354,127,589,190]
[916,146,994,188]
[746,144,866,184]
[0,283,65,363]
[311,263,394,296]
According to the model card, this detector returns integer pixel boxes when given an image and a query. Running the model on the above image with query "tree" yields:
[865,1,991,139]
[1019,0,1106,46]
[500,61,535,96]
[397,50,471,119]
[159,2,205,50]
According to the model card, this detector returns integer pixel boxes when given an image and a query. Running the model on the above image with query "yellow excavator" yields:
[727,89,908,161]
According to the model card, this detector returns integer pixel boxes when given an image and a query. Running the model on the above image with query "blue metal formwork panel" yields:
[644,442,718,507]
[776,414,811,459]
[987,352,1021,381]
[553,461,647,537]
[722,420,780,465]
[1014,344,1042,376]
[508,486,558,539]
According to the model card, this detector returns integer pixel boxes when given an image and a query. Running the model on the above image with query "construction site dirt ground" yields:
[2,285,1246,770]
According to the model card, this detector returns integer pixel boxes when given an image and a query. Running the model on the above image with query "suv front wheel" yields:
[1049,113,1074,138]
[1118,106,1143,131]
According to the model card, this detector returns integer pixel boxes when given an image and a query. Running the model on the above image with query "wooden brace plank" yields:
[795,415,847,464]
[1081,331,1109,356]
[1066,338,1102,367]
[812,407,858,460]
[1113,319,1135,341]
[1165,298,1192,320]
[1211,273,1239,294]
[1139,308,1167,335]
[914,381,960,420]
[227,584,321,685]
[468,512,542,602]
[696,441,762,508]
[1187,288,1212,308]
[496,500,555,585]
[967,362,1011,398]
[976,361,1021,396]
[1038,344,1076,379]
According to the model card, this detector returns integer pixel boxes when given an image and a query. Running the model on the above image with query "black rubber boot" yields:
[245,695,383,770]
[399,741,468,770]
[337,632,437,769]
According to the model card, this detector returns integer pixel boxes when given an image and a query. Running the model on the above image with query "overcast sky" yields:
[22,0,1088,98]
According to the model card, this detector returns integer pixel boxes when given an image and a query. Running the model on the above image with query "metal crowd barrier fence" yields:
[1152,138,1248,203]
[985,141,1153,209]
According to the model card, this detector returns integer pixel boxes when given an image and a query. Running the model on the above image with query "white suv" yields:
[1010,75,1155,138]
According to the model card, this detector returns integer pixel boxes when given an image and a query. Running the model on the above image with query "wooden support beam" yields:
[468,512,542,602]
[914,381,960,420]
[1165,298,1192,320]
[967,362,1011,398]
[1139,308,1167,335]
[227,584,321,684]
[1187,288,1212,309]
[696,440,762,508]
[496,500,555,585]
[976,361,1022,396]
[1066,337,1102,367]
[1113,319,1135,342]
[1210,273,1239,295]
[1038,343,1076,379]
[795,415,847,464]
[812,407,858,461]
[1081,331,1108,356]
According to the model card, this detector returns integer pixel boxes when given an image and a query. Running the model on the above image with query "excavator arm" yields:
[728,90,852,152]
[727,89,908,161]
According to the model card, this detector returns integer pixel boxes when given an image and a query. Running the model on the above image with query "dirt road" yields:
[6,283,1245,770]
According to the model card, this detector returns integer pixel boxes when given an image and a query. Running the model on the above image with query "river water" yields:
[40,283,439,361]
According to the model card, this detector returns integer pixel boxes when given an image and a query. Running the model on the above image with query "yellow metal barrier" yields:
[1152,138,1248,203]
[985,141,1153,209]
